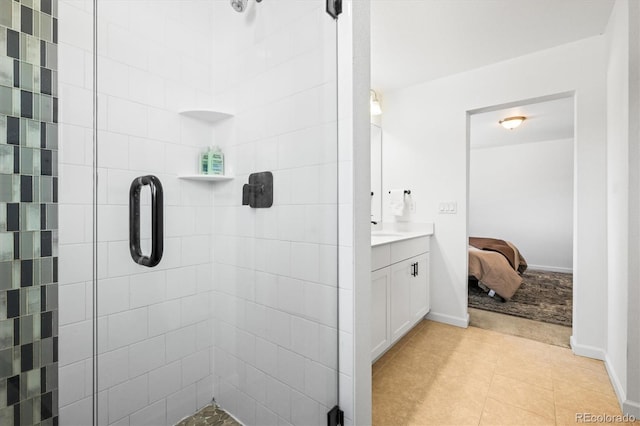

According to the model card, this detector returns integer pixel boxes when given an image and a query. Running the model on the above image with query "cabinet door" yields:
[410,253,430,322]
[371,267,391,360]
[390,258,413,342]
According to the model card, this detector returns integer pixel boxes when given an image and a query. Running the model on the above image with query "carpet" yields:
[468,269,573,327]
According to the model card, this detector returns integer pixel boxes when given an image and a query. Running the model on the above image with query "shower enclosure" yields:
[56,0,343,424]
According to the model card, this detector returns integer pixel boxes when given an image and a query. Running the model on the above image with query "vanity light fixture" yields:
[499,116,526,130]
[370,90,382,116]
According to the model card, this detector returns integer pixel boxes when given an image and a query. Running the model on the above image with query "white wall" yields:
[605,0,640,416]
[382,36,609,353]
[469,138,573,272]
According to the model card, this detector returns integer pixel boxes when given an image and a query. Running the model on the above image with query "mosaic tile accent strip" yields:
[0,0,59,425]
[176,404,242,426]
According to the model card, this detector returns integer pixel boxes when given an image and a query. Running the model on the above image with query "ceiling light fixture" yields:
[370,90,382,116]
[499,116,526,130]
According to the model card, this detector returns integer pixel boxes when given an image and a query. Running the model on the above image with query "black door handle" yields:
[129,175,163,267]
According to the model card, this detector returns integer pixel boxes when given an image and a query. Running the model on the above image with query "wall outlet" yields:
[438,201,457,214]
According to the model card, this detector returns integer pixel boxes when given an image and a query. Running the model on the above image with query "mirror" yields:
[371,123,382,224]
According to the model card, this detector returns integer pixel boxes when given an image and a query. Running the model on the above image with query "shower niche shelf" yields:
[178,109,233,123]
[178,174,234,182]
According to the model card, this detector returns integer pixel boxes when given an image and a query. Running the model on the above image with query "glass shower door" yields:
[92,1,341,425]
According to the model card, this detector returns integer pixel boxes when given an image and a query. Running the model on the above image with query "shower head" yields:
[231,0,261,13]
[230,0,248,12]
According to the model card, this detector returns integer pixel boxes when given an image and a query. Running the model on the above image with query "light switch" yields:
[438,201,457,214]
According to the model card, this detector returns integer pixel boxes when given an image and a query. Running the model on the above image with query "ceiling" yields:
[371,0,615,93]
[470,97,574,149]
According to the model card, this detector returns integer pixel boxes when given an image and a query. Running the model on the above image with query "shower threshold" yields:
[176,403,242,426]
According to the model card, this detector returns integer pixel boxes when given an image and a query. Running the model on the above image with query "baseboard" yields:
[570,336,605,360]
[605,354,627,411]
[527,264,573,274]
[426,311,470,328]
[623,400,640,418]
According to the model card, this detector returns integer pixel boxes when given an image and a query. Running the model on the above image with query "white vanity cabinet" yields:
[371,236,430,361]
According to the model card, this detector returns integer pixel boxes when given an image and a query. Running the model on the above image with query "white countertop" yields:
[371,229,433,247]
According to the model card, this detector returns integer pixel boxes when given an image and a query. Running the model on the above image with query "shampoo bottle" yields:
[209,146,224,175]
[200,147,212,175]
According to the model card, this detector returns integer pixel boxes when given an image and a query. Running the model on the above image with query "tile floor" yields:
[373,320,633,425]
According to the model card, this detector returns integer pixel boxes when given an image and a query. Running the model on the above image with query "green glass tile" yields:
[21,314,33,344]
[32,177,40,203]
[32,258,40,287]
[20,62,34,92]
[46,204,56,230]
[51,230,57,256]
[11,347,19,375]
[32,340,41,368]
[0,406,13,426]
[21,147,34,175]
[0,175,19,203]
[45,123,56,149]
[0,319,12,350]
[32,395,41,424]
[0,115,6,143]
[23,0,35,10]
[0,347,12,378]
[46,364,56,391]
[45,42,56,71]
[33,11,41,39]
[0,86,13,115]
[39,13,51,44]
[25,204,40,231]
[20,397,33,426]
[26,368,39,398]
[12,261,20,289]
[0,28,6,57]
[0,1,12,27]
[51,70,57,97]
[40,338,52,365]
[41,177,52,203]
[41,95,52,124]
[32,93,41,121]
[32,310,39,339]
[33,148,42,175]
[26,287,39,315]
[46,282,56,310]
[0,262,11,290]
[12,87,20,117]
[50,151,56,177]
[0,233,12,262]
[20,230,34,259]
[0,378,6,409]
[11,2,21,32]
[0,203,5,231]
[0,145,13,174]
[26,35,40,65]
[0,291,5,321]
[40,258,51,285]
[33,66,40,93]
[0,57,12,87]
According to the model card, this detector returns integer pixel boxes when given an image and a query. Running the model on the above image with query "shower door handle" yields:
[129,175,164,267]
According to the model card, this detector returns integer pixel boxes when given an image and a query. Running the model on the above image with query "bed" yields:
[468,237,528,300]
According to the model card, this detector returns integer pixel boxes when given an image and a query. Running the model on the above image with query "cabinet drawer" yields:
[390,237,429,264]
[372,244,391,271]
